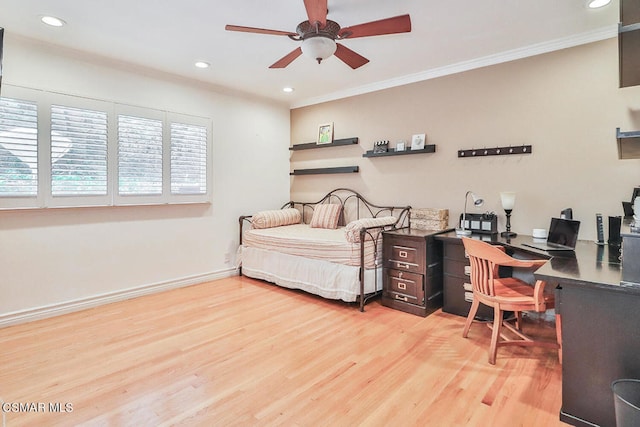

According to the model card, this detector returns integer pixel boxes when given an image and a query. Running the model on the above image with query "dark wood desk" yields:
[535,242,637,427]
[436,233,552,318]
[437,232,634,427]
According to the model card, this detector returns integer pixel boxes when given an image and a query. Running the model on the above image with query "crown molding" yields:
[291,25,618,109]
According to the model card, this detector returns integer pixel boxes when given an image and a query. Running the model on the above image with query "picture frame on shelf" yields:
[411,133,426,150]
[396,141,406,152]
[317,122,334,145]
[373,140,389,153]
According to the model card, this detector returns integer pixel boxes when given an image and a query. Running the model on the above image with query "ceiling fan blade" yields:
[269,47,303,69]
[304,0,328,27]
[338,14,411,39]
[334,44,369,69]
[225,24,297,37]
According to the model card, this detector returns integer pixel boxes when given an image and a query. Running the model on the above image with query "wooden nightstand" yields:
[381,228,447,317]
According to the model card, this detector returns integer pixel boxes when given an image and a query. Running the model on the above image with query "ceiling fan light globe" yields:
[301,36,337,63]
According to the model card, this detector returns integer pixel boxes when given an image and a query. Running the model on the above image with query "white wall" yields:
[0,35,291,322]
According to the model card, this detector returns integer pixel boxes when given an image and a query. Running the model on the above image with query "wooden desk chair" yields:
[461,237,561,365]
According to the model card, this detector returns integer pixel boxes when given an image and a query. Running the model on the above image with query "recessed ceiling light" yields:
[195,61,210,69]
[283,87,295,93]
[587,0,611,8]
[41,16,66,27]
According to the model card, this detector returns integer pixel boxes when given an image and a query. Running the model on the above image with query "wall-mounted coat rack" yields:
[458,145,532,158]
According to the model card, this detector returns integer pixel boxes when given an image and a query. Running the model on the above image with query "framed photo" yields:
[411,133,426,150]
[396,141,406,152]
[317,122,334,145]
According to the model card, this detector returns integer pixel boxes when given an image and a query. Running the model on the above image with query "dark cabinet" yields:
[381,229,446,317]
[620,0,640,88]
[440,237,494,319]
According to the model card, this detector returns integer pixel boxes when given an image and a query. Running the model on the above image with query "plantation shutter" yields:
[170,122,207,195]
[51,105,108,196]
[0,97,38,196]
[118,114,163,196]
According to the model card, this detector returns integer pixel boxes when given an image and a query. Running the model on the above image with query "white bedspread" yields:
[242,224,379,268]
[240,246,381,302]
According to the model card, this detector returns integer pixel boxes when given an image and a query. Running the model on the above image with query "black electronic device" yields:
[560,208,573,220]
[608,216,622,246]
[632,187,640,204]
[522,218,581,252]
[596,213,605,245]
[458,212,498,234]
[623,201,634,217]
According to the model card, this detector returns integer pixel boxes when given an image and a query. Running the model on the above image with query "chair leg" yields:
[556,313,563,364]
[489,305,503,365]
[463,298,480,338]
[514,311,523,331]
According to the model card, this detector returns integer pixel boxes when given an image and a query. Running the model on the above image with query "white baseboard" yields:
[0,268,239,328]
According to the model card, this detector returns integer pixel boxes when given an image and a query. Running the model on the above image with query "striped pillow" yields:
[344,216,398,242]
[251,208,301,229]
[309,204,342,229]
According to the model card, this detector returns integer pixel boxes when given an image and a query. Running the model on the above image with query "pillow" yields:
[251,208,301,229]
[344,216,398,243]
[309,204,342,229]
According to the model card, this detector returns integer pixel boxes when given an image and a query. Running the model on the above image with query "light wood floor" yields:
[0,276,567,427]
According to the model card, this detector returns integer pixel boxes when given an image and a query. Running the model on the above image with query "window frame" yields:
[114,104,166,206]
[45,92,114,208]
[0,85,212,210]
[167,112,212,205]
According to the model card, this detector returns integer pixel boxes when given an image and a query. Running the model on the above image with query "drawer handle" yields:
[398,263,410,269]
[395,294,408,302]
[399,250,408,258]
[464,251,469,259]
[398,282,406,290]
[464,266,471,276]
[398,272,403,279]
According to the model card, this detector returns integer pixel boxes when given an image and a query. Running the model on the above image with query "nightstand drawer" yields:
[384,236,425,274]
[391,243,419,263]
[386,269,423,300]
[387,270,424,299]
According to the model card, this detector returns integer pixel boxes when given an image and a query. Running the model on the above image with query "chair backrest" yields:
[462,238,513,297]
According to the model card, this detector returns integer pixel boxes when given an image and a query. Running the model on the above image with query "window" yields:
[51,105,108,196]
[0,85,212,210]
[170,122,207,195]
[0,97,38,197]
[118,114,163,196]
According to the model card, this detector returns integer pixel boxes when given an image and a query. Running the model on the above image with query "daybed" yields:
[238,188,411,311]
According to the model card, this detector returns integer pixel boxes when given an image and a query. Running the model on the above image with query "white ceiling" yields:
[0,0,620,108]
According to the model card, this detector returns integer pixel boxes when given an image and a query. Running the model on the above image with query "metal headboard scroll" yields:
[458,145,532,158]
[283,188,411,227]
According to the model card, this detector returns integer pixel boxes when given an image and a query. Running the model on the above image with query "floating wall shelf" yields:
[290,166,359,176]
[616,128,640,159]
[363,145,436,158]
[290,137,359,151]
[458,145,532,158]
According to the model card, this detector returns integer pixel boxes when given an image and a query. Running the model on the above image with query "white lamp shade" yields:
[587,0,611,8]
[471,192,483,206]
[301,36,337,62]
[500,192,516,210]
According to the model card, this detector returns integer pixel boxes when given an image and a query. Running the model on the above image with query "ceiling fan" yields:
[225,0,411,69]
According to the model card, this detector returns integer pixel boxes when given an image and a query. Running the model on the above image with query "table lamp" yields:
[500,191,517,238]
[456,191,484,236]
